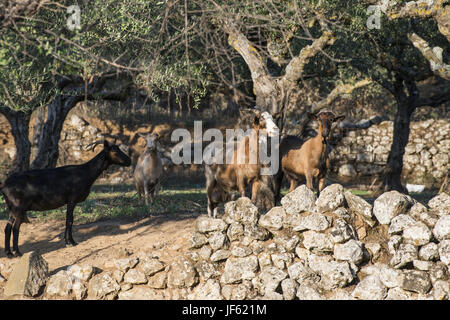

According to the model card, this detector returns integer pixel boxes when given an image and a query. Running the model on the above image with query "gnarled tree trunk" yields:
[0,107,32,174]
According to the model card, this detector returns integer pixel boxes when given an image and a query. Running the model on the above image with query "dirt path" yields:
[0,213,198,296]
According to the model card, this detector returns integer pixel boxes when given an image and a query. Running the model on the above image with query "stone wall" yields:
[329,119,449,186]
[2,185,448,300]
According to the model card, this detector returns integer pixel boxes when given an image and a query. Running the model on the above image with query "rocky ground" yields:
[0,185,449,300]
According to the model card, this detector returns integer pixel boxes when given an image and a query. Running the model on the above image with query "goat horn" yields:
[85,140,105,152]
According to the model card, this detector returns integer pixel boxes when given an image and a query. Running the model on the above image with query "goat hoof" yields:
[12,250,22,257]
[5,251,14,259]
[66,241,78,247]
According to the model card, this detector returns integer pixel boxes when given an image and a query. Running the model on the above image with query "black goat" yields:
[0,140,131,258]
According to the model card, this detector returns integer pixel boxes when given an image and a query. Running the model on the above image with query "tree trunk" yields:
[382,80,418,193]
[31,95,81,169]
[0,108,32,174]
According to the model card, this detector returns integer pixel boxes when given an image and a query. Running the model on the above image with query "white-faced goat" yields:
[134,133,163,206]
[0,140,131,258]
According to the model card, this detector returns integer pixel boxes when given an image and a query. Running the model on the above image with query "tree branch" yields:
[407,33,450,80]
[311,78,372,113]
[283,30,335,83]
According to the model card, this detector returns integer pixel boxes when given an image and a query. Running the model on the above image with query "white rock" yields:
[419,243,440,261]
[123,269,147,285]
[210,249,231,262]
[281,185,317,214]
[431,280,449,300]
[334,239,365,265]
[258,207,286,231]
[46,271,72,297]
[428,192,450,216]
[344,191,376,227]
[330,219,355,243]
[438,240,450,265]
[67,264,94,282]
[403,222,432,246]
[113,257,139,273]
[433,215,450,241]
[385,287,414,300]
[189,279,223,300]
[296,285,324,300]
[195,216,228,233]
[388,214,416,235]
[373,191,412,225]
[88,272,120,299]
[220,256,259,284]
[293,213,332,232]
[352,275,387,300]
[140,257,166,276]
[379,265,402,288]
[390,244,418,268]
[258,267,287,293]
[413,260,434,271]
[281,278,297,300]
[315,184,345,213]
[208,231,228,251]
[302,231,334,253]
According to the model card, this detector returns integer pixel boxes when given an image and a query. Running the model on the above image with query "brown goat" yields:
[204,111,278,217]
[275,110,344,198]
[134,133,163,206]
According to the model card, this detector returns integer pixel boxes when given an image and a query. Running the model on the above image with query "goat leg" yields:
[65,203,77,247]
[11,220,22,257]
[4,221,13,258]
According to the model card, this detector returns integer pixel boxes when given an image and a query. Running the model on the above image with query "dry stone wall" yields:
[2,185,448,300]
[329,119,449,186]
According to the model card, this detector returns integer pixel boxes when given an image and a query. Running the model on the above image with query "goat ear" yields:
[307,112,317,120]
[333,115,345,122]
[253,115,260,126]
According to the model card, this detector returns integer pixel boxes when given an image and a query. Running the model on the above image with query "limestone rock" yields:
[123,269,147,285]
[167,256,199,288]
[67,264,94,282]
[88,272,120,299]
[315,184,345,213]
[428,192,450,216]
[46,271,72,298]
[147,271,167,289]
[296,285,324,300]
[210,249,231,262]
[388,214,416,235]
[330,219,355,244]
[224,197,259,225]
[302,231,334,253]
[352,274,387,300]
[195,216,228,233]
[433,215,450,241]
[438,240,450,265]
[208,231,229,251]
[419,243,439,261]
[189,232,209,249]
[113,257,139,273]
[227,222,244,241]
[220,256,259,284]
[400,270,432,294]
[390,244,418,268]
[258,206,286,231]
[281,278,297,300]
[344,191,376,227]
[334,239,365,265]
[373,191,412,225]
[281,185,316,215]
[402,222,432,246]
[293,213,332,232]
[4,251,48,297]
[189,279,222,300]
[118,287,165,300]
[140,257,166,276]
